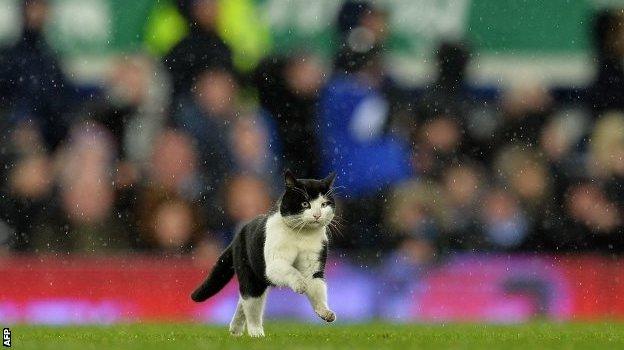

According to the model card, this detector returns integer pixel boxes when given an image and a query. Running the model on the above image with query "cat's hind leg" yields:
[305,278,335,322]
[241,290,268,337]
[229,296,246,336]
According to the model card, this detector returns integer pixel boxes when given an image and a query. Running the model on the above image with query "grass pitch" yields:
[11,322,624,350]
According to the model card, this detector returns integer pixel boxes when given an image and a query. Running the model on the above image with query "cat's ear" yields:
[284,169,298,187]
[323,171,336,188]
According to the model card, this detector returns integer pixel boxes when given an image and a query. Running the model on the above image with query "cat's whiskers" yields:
[295,219,312,235]
[331,221,345,229]
[327,214,345,237]
[325,186,345,197]
[327,222,344,237]
[283,216,305,230]
[294,220,307,233]
[329,220,344,228]
[330,214,346,225]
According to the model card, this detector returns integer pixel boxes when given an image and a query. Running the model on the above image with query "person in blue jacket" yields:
[317,1,413,253]
[318,57,413,198]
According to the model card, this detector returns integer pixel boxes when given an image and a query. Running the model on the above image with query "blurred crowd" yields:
[1,0,624,265]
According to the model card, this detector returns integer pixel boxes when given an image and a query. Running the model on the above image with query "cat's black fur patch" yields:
[280,170,336,216]
[312,242,328,279]
[191,171,336,301]
[190,245,234,302]
[233,214,271,298]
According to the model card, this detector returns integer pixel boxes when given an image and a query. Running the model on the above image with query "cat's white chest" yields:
[264,213,326,277]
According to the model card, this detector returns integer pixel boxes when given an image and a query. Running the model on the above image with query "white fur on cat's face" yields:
[279,194,334,230]
[301,195,334,228]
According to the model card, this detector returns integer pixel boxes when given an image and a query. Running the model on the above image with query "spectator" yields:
[588,9,624,117]
[588,112,624,179]
[173,68,237,191]
[415,42,475,165]
[32,122,132,253]
[0,72,60,251]
[494,82,553,153]
[385,180,446,261]
[174,67,280,204]
[223,174,272,242]
[479,188,529,251]
[93,55,170,166]
[563,182,623,251]
[0,0,71,151]
[440,163,485,251]
[589,113,624,207]
[1,132,54,251]
[137,194,204,254]
[334,0,388,73]
[318,1,412,253]
[413,114,463,177]
[137,129,214,252]
[255,53,326,177]
[229,112,280,182]
[493,146,557,250]
[539,109,587,202]
[143,129,207,208]
[495,147,551,210]
[321,1,412,196]
[164,0,233,104]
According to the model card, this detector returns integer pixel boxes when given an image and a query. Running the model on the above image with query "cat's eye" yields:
[301,202,310,208]
[321,201,331,208]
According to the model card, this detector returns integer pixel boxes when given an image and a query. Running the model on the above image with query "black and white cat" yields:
[191,170,338,337]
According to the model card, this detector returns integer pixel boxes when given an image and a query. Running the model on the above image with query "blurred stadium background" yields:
[2,0,624,324]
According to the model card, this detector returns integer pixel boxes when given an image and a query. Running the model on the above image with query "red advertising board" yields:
[0,254,623,324]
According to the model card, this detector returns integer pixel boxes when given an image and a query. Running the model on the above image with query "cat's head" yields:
[279,169,337,230]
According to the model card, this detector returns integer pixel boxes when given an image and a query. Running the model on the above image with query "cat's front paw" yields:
[247,326,265,337]
[290,277,307,294]
[230,328,244,337]
[316,308,336,323]
[229,322,245,337]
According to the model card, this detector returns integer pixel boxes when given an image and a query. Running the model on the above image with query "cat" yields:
[191,169,338,337]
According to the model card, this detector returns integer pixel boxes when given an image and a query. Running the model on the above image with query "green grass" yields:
[10,322,624,350]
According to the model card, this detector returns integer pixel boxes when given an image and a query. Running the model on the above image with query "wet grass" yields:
[10,321,624,349]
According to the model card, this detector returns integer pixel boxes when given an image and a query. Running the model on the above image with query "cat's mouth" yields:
[282,216,306,229]
[282,216,328,230]
[305,221,325,228]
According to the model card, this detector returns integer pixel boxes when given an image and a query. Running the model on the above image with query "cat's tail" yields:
[191,245,234,302]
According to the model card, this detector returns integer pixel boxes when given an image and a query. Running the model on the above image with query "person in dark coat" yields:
[0,0,71,251]
[417,42,472,124]
[254,53,324,177]
[587,9,624,117]
[163,0,233,105]
[0,0,70,151]
[413,42,474,176]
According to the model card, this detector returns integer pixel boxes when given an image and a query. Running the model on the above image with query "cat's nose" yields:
[313,213,321,220]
